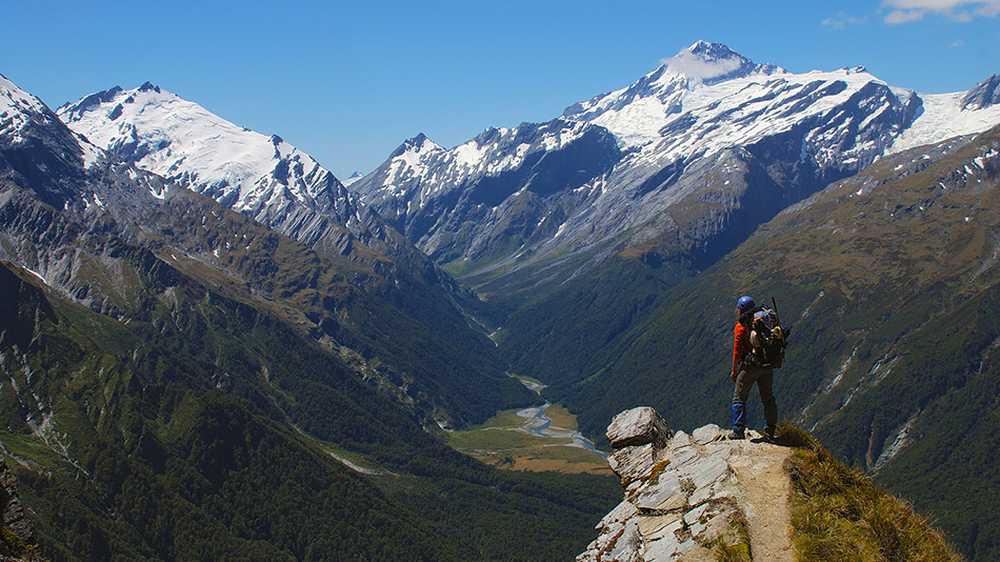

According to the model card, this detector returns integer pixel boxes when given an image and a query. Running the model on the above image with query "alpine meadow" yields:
[2,3,999,561]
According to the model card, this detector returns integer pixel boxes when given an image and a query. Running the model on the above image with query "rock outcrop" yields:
[578,407,793,562]
[0,461,44,562]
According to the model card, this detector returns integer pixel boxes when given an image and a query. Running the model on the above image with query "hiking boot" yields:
[764,426,777,441]
[726,430,746,440]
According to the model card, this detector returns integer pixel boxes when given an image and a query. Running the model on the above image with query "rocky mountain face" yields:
[961,74,1000,110]
[55,81,504,400]
[0,461,44,562]
[0,76,617,561]
[9,74,537,428]
[559,125,1000,561]
[2,73,533,430]
[1,74,103,208]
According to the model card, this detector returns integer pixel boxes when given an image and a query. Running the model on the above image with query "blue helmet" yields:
[736,295,755,313]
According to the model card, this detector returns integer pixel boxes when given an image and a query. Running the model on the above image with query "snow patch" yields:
[0,73,49,141]
[887,92,1000,154]
[454,140,486,167]
[22,267,47,286]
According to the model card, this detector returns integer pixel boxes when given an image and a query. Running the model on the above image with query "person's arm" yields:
[731,323,746,380]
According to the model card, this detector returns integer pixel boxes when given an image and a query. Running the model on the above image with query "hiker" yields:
[730,295,778,440]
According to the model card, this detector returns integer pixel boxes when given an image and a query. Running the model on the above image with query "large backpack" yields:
[746,304,786,369]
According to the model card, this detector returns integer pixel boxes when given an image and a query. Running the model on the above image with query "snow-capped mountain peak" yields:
[1,72,104,172]
[137,80,161,93]
[392,132,443,158]
[55,80,473,278]
[342,170,365,186]
[563,43,899,154]
[1,73,55,142]
[57,82,351,219]
[661,40,778,85]
[962,74,1000,111]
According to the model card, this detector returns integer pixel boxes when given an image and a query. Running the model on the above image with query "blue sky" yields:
[3,0,998,177]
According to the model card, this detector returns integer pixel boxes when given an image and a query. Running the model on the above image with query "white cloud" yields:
[883,0,1000,23]
[661,49,746,82]
[949,39,966,47]
[885,8,929,22]
[821,12,869,28]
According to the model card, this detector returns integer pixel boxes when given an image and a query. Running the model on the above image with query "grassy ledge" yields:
[779,423,962,562]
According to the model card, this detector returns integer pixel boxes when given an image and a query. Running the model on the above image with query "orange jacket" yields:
[732,321,750,376]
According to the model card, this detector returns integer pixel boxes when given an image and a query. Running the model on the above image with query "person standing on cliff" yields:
[729,295,778,440]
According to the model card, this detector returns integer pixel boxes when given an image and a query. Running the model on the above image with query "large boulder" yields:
[606,406,672,449]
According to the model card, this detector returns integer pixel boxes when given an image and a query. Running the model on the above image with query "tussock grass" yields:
[778,422,962,562]
[710,511,753,562]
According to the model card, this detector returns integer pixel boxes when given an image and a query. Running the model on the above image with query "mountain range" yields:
[12,75,536,431]
[349,41,1000,389]
[0,71,618,560]
[2,38,1000,561]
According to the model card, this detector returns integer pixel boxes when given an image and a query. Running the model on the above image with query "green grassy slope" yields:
[781,424,962,562]
[497,254,686,387]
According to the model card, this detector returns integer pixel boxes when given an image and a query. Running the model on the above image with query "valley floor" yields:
[446,374,611,475]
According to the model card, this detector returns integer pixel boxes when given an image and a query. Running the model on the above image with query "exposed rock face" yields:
[579,408,792,562]
[0,461,44,562]
[961,74,1000,111]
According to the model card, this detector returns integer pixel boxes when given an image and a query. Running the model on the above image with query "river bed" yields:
[515,403,606,458]
[510,373,606,458]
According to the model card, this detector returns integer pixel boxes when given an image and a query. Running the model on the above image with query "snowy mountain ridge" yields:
[55,81,430,273]
[888,80,1000,154]
[342,170,366,186]
[1,72,51,142]
[54,79,512,390]
[57,82,355,223]
[1,73,103,169]
[348,41,1000,291]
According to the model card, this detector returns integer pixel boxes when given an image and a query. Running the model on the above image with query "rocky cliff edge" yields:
[578,407,793,562]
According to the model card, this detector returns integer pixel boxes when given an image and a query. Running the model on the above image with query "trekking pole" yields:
[772,296,790,340]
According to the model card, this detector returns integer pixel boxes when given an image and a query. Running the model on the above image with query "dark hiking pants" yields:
[731,366,777,434]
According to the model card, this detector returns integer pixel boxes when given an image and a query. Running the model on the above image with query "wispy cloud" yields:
[821,12,868,29]
[949,39,966,47]
[883,0,1000,24]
